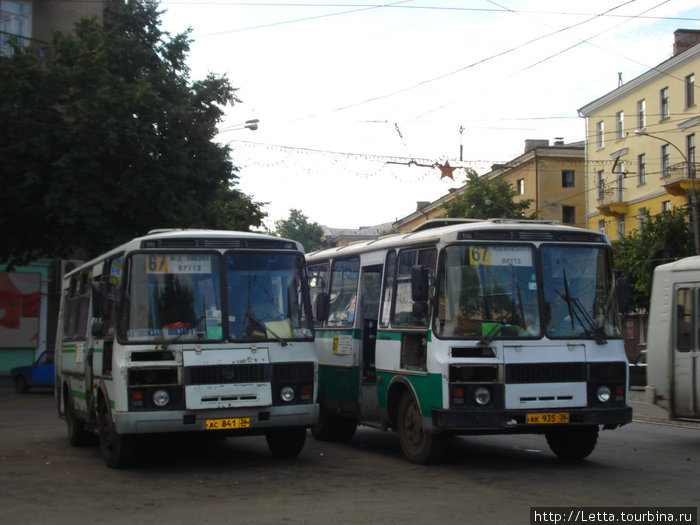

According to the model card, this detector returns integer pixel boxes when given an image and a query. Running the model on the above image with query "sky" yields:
[157,0,700,230]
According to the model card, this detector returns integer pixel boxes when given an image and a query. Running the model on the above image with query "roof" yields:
[578,42,700,116]
[307,219,609,261]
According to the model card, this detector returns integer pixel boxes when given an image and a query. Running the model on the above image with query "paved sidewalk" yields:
[628,388,700,426]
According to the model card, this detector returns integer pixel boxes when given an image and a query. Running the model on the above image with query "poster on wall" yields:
[0,272,40,348]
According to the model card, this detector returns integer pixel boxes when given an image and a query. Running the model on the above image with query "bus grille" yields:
[186,364,266,385]
[185,362,314,385]
[506,362,586,384]
[271,362,314,382]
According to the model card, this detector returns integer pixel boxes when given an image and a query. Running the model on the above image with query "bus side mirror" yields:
[411,265,429,302]
[315,293,330,322]
[616,277,631,315]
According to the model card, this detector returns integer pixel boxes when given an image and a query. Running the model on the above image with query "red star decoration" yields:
[438,161,456,180]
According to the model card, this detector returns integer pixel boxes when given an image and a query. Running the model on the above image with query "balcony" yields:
[662,162,700,196]
[1,32,51,59]
[597,186,628,215]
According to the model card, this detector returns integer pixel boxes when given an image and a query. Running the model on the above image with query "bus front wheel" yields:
[64,390,95,446]
[266,426,307,459]
[397,391,446,464]
[545,425,599,460]
[97,397,135,468]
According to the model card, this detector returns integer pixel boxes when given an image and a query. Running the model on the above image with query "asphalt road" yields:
[1,381,698,525]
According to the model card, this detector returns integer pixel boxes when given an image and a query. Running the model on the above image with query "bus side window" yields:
[308,263,330,327]
[393,248,436,328]
[380,251,396,328]
[675,288,693,352]
[327,257,360,327]
[63,272,91,341]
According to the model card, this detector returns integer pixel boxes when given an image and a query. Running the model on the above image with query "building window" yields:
[637,153,646,185]
[596,121,604,149]
[617,214,625,238]
[517,179,525,195]
[562,206,575,225]
[687,134,696,178]
[660,87,669,120]
[561,170,574,188]
[661,200,671,213]
[637,207,647,231]
[597,170,605,199]
[598,219,606,234]
[616,111,624,140]
[637,99,646,130]
[686,74,695,108]
[661,144,670,178]
[0,0,31,56]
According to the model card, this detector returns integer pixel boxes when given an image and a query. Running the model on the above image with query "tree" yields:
[442,170,534,219]
[275,209,324,253]
[613,207,694,312]
[0,0,264,267]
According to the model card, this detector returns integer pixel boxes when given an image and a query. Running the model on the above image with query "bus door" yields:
[673,285,700,417]
[359,265,382,422]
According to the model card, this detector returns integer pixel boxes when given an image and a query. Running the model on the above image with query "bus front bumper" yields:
[431,406,632,431]
[113,403,319,434]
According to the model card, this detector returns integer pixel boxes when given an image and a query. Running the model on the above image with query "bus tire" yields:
[311,410,357,442]
[397,391,445,464]
[97,396,135,468]
[14,375,29,394]
[65,390,95,447]
[266,426,307,459]
[545,425,599,460]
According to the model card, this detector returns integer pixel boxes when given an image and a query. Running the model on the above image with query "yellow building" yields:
[1,0,105,56]
[393,140,586,232]
[578,30,700,241]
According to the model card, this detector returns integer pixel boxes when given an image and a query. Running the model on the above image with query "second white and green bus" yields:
[306,219,632,463]
[56,229,318,467]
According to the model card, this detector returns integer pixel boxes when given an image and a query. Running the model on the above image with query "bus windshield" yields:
[435,244,621,341]
[541,245,621,340]
[119,252,312,344]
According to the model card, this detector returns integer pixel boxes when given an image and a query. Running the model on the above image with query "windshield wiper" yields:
[557,270,607,345]
[478,321,503,346]
[245,310,288,346]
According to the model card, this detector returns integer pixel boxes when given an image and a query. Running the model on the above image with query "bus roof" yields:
[306,219,609,262]
[64,229,303,279]
[654,255,700,274]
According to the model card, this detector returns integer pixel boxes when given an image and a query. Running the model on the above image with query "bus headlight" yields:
[153,389,170,407]
[596,385,612,403]
[280,386,295,403]
[474,387,491,406]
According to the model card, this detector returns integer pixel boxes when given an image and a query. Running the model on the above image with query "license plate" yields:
[205,417,250,430]
[526,412,569,424]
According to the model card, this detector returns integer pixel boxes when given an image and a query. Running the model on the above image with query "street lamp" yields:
[219,119,260,133]
[635,130,699,255]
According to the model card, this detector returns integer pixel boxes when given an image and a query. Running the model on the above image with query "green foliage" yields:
[612,207,694,311]
[274,209,324,253]
[442,170,535,219]
[0,0,264,266]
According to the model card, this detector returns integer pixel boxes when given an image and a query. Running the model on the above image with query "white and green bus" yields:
[306,219,632,463]
[56,229,318,467]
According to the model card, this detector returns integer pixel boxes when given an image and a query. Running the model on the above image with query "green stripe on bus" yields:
[376,371,443,413]
[318,365,360,404]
